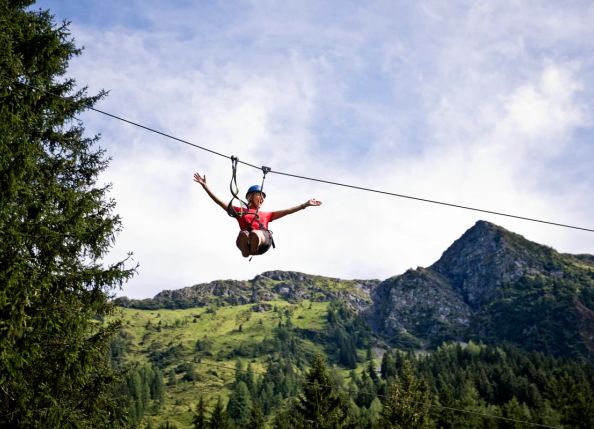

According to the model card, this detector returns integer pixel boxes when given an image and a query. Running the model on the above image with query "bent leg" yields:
[249,230,268,255]
[236,230,250,257]
[257,230,273,255]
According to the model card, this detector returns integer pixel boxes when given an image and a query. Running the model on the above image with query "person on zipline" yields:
[194,173,322,257]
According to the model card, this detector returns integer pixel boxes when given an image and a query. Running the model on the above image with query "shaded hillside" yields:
[368,221,594,358]
[115,271,379,311]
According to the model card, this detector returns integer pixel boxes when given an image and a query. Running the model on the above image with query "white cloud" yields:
[503,65,585,144]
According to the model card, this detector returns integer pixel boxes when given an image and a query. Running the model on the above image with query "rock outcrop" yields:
[367,220,594,357]
[116,270,379,311]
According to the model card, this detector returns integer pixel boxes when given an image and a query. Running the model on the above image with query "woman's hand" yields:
[194,173,228,210]
[305,198,322,207]
[193,173,207,187]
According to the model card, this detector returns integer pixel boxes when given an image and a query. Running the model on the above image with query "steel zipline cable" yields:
[12,78,594,233]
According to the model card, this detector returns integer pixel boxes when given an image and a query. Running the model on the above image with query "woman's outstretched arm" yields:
[193,173,228,211]
[270,198,322,221]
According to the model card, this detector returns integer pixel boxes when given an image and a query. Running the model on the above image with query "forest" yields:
[114,301,594,428]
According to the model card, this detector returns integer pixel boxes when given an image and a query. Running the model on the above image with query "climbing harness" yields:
[227,157,276,259]
[249,165,275,258]
[249,165,271,231]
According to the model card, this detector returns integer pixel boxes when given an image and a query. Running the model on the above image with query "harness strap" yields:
[227,156,248,218]
[248,165,270,227]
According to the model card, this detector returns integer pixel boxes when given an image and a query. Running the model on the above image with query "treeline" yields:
[180,343,594,429]
[414,342,594,428]
[182,351,431,429]
[114,296,210,310]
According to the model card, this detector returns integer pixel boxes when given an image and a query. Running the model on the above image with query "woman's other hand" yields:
[193,173,207,187]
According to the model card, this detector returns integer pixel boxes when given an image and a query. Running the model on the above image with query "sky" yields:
[33,0,594,299]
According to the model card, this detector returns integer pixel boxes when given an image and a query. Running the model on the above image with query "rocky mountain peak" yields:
[368,220,594,357]
[431,221,560,309]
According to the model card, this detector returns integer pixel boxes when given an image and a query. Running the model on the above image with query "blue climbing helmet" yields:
[246,185,266,199]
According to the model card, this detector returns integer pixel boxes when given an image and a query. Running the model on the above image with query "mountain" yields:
[113,220,594,427]
[115,270,379,311]
[116,220,594,359]
[368,220,594,358]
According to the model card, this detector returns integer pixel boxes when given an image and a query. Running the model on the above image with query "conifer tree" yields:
[381,351,397,380]
[356,371,377,408]
[500,397,532,429]
[247,399,266,429]
[437,381,483,429]
[368,397,383,425]
[379,360,434,429]
[292,354,353,428]
[226,381,252,427]
[150,366,165,408]
[167,368,177,386]
[366,348,379,384]
[0,3,134,427]
[233,360,244,386]
[245,362,256,395]
[209,396,230,429]
[192,396,208,429]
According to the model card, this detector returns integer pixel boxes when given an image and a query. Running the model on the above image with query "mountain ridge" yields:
[115,270,379,311]
[116,220,594,359]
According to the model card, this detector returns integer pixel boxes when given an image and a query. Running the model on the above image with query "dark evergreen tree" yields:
[367,356,379,384]
[192,396,208,429]
[336,327,358,368]
[257,356,299,414]
[209,396,230,429]
[355,371,377,408]
[259,382,276,415]
[226,381,252,427]
[247,399,266,429]
[167,368,177,386]
[127,371,145,423]
[0,3,135,427]
[120,363,164,424]
[379,360,434,429]
[381,351,397,380]
[292,354,353,428]
[271,402,297,429]
[233,360,244,387]
[500,397,532,429]
[325,301,371,369]
[182,362,198,382]
[150,366,165,408]
[436,380,484,429]
[245,362,256,395]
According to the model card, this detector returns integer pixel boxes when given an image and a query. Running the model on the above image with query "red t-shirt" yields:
[233,207,273,231]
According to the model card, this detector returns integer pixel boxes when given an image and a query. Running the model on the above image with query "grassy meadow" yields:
[115,300,333,427]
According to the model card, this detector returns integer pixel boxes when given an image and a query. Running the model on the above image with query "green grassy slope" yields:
[116,300,335,428]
